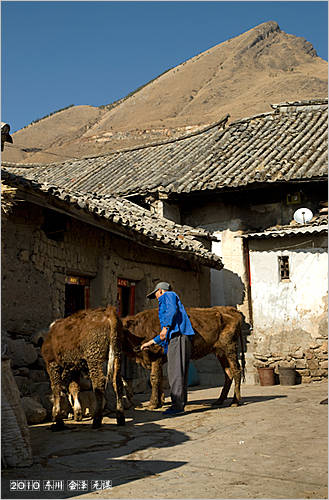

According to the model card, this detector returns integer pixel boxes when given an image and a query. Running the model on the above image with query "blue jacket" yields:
[153,291,194,353]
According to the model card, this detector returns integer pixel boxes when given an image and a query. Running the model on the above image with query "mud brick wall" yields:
[2,201,210,336]
[2,201,212,420]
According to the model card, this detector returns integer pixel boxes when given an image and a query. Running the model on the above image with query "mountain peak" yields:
[3,22,327,163]
[236,20,281,52]
[252,20,280,34]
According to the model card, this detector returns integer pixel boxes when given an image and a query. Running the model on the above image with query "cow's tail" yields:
[106,343,115,388]
[104,307,135,409]
[104,306,120,389]
[238,315,246,383]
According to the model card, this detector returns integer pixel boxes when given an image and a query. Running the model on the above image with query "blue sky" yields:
[1,1,328,132]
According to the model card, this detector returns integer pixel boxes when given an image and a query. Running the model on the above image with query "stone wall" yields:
[253,339,328,384]
[2,328,51,424]
[1,356,33,467]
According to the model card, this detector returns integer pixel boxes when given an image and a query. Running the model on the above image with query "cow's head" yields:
[122,327,164,369]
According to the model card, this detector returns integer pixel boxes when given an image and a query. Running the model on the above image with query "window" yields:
[278,256,290,281]
[286,192,302,205]
[42,209,66,241]
[65,276,90,317]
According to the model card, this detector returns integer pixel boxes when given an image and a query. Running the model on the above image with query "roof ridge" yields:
[79,114,231,160]
[271,98,328,109]
[110,99,327,155]
[0,115,230,168]
[2,99,327,169]
[74,99,327,159]
[227,98,328,127]
[1,160,55,169]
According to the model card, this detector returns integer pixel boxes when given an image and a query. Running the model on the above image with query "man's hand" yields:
[141,339,155,350]
[159,327,168,341]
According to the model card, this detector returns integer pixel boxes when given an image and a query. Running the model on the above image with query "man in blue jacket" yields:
[141,282,195,415]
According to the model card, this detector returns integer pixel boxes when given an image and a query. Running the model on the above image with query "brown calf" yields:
[41,306,125,429]
[122,306,245,409]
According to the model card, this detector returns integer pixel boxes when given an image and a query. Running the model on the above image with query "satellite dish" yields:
[293,207,313,224]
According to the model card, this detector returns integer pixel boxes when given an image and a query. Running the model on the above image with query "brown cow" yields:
[122,306,245,409]
[41,306,125,429]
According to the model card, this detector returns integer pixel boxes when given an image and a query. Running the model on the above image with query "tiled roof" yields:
[2,100,327,198]
[1,169,223,270]
[242,214,328,239]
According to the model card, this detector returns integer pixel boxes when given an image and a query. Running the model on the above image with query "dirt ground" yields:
[2,381,328,499]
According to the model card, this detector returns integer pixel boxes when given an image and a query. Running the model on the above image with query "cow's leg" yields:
[68,380,83,421]
[212,355,233,406]
[122,377,136,407]
[227,354,242,407]
[47,362,66,429]
[149,359,164,409]
[87,360,106,429]
[112,357,125,426]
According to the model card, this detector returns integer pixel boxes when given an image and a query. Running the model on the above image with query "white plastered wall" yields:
[249,245,328,353]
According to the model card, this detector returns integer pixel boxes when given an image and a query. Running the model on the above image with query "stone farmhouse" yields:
[1,169,223,403]
[2,99,327,387]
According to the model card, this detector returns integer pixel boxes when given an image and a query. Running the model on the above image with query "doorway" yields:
[117,278,135,317]
[117,278,140,385]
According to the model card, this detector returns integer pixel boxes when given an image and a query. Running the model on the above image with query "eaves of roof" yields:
[242,216,328,239]
[2,100,327,198]
[1,170,223,271]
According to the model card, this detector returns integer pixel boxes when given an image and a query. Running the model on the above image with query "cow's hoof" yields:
[211,398,225,407]
[230,400,241,407]
[49,422,68,432]
[116,413,125,426]
[148,399,162,409]
[92,418,102,429]
[148,403,161,410]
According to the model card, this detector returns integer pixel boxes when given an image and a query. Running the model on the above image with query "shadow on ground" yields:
[2,418,188,499]
[128,392,287,423]
[2,387,288,499]
[2,459,187,499]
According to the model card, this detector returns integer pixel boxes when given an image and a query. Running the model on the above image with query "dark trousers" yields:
[167,334,191,410]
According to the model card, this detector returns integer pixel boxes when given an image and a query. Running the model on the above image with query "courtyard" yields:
[2,381,328,499]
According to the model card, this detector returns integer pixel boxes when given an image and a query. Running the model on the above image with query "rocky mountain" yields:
[3,21,327,164]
